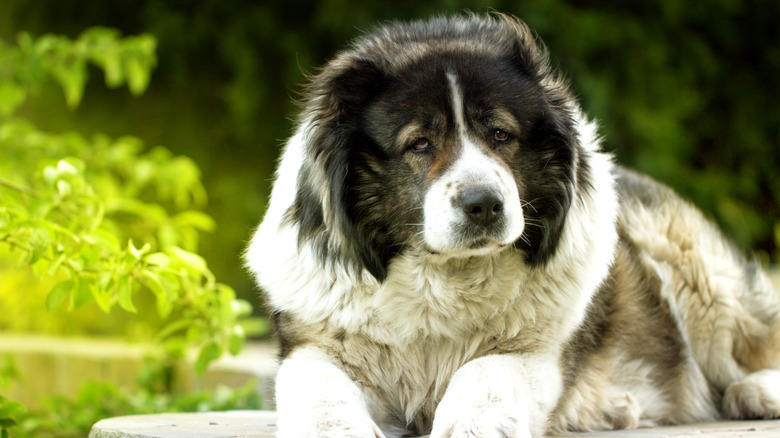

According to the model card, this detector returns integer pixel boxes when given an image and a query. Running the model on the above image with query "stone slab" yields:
[89,411,277,438]
[89,411,780,437]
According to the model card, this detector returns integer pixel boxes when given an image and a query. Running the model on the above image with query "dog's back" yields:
[552,166,780,431]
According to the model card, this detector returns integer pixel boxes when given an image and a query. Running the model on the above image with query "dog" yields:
[245,13,780,437]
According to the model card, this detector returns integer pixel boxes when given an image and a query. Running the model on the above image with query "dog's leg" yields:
[275,346,386,438]
[429,353,561,438]
[723,369,780,419]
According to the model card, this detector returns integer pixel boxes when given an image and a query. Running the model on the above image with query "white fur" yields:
[447,72,469,140]
[422,140,525,255]
[430,353,562,438]
[723,369,780,419]
[275,346,385,437]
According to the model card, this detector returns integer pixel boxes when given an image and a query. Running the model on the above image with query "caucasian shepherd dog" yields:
[245,13,780,438]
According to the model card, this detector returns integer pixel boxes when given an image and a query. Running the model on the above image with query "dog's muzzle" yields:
[422,143,524,255]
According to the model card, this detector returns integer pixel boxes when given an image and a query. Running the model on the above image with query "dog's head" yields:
[284,13,582,281]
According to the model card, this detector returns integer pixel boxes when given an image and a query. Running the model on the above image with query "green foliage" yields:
[0,25,265,437]
[0,396,26,438]
[0,357,18,391]
[0,28,258,370]
[0,357,24,438]
[8,377,260,438]
[1,353,263,438]
[21,380,260,438]
[0,27,155,112]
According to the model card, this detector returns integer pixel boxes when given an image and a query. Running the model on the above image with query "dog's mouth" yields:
[468,237,493,249]
[424,235,508,258]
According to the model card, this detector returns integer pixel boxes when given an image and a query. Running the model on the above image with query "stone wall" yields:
[0,334,277,409]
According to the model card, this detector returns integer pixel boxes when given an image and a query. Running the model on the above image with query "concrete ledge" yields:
[88,411,277,438]
[89,411,780,437]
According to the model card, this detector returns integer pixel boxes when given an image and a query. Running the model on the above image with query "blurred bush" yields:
[0,27,261,367]
[13,379,261,438]
[0,25,267,438]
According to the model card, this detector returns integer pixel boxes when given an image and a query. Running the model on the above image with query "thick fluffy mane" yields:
[282,13,585,281]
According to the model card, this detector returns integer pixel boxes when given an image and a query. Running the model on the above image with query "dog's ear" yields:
[520,108,577,267]
[498,13,580,266]
[289,58,391,281]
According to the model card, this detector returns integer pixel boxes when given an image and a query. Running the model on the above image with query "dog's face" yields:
[363,63,529,258]
[288,15,580,280]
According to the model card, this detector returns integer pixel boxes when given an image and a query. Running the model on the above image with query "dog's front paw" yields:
[430,399,531,438]
[723,369,780,419]
[278,405,386,438]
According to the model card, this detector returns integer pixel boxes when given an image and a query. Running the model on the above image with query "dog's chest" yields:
[340,333,491,435]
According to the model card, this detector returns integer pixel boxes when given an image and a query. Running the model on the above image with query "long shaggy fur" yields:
[245,13,780,438]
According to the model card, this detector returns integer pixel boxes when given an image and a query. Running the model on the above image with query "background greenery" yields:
[0,26,265,437]
[1,0,778,306]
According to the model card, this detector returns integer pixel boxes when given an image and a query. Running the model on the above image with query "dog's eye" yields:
[410,138,431,153]
[493,129,511,143]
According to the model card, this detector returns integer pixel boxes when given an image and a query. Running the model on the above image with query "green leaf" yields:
[169,247,208,274]
[28,199,52,220]
[47,252,67,276]
[28,243,46,266]
[194,342,221,375]
[0,400,26,418]
[100,50,124,88]
[70,277,94,310]
[0,398,26,432]
[124,56,151,95]
[143,271,172,318]
[91,282,114,313]
[46,279,74,311]
[228,325,245,356]
[53,61,88,108]
[128,239,151,260]
[144,252,170,267]
[157,319,190,340]
[83,230,120,251]
[174,211,216,232]
[116,275,136,313]
[142,271,164,297]
[231,299,253,318]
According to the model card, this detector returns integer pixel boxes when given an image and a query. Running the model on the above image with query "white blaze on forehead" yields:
[446,71,469,140]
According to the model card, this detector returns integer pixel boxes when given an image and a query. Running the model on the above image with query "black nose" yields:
[461,187,503,227]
